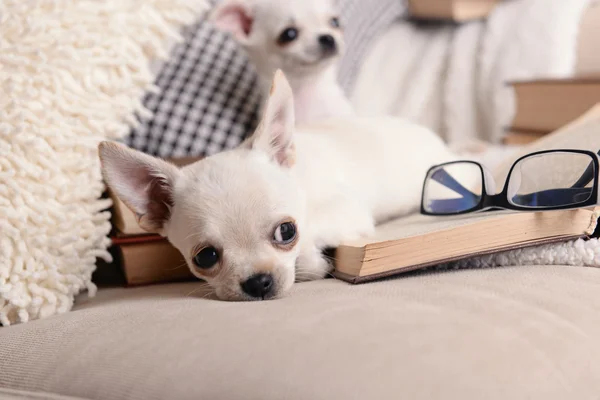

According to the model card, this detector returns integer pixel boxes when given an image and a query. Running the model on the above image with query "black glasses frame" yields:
[420,149,599,216]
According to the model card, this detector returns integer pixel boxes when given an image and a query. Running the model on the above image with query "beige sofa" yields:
[2,265,600,399]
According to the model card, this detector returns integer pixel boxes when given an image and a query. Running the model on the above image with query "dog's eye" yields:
[273,222,297,244]
[193,246,219,269]
[329,17,341,28]
[277,27,299,45]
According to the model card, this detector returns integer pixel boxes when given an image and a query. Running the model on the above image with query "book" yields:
[110,187,148,236]
[502,129,548,145]
[334,208,598,283]
[510,78,600,132]
[111,236,193,286]
[407,0,499,22]
[106,156,201,286]
[333,104,600,283]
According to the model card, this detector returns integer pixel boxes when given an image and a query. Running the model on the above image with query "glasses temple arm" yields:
[430,168,481,201]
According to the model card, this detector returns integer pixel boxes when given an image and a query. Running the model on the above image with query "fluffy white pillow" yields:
[0,0,207,325]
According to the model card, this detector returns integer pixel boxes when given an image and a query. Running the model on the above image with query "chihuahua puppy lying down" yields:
[210,0,353,124]
[99,71,458,301]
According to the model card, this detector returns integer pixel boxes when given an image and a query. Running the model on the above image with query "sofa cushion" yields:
[2,265,600,400]
[0,388,88,400]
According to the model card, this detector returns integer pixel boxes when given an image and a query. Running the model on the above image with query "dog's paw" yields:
[311,205,375,248]
[295,244,333,282]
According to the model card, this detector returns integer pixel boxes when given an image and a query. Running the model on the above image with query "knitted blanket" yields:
[441,238,600,272]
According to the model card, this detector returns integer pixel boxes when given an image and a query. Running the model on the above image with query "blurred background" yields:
[124,0,600,159]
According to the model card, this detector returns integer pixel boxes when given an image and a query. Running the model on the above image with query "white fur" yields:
[100,71,459,301]
[210,0,353,124]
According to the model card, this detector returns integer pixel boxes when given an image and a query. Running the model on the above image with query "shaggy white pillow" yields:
[0,0,208,325]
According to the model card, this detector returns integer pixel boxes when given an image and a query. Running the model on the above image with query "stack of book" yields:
[407,0,500,22]
[504,79,600,145]
[106,156,200,286]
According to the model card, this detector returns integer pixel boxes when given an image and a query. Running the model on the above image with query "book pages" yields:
[345,210,520,246]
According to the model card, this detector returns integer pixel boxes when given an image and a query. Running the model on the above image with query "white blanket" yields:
[351,0,592,144]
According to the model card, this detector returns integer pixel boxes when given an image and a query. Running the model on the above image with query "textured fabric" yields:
[442,237,600,271]
[125,0,407,158]
[351,0,592,143]
[2,266,600,400]
[0,0,207,326]
[0,388,89,400]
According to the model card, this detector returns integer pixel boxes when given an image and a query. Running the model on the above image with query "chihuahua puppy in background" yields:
[210,0,353,124]
[99,71,458,302]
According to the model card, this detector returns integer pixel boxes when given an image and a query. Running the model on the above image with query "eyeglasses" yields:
[421,149,599,216]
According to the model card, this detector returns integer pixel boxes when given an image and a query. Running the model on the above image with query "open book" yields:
[333,104,600,283]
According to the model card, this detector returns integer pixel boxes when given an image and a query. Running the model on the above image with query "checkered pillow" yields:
[125,0,407,158]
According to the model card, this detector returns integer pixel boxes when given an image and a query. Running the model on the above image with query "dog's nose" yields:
[318,34,337,54]
[241,273,274,299]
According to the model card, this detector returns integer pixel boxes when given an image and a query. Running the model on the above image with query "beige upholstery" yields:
[2,265,600,400]
[0,388,87,400]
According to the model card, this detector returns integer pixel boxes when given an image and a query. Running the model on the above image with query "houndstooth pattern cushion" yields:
[125,0,407,159]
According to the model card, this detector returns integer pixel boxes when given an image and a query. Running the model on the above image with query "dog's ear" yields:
[98,142,181,235]
[210,1,254,42]
[248,70,296,168]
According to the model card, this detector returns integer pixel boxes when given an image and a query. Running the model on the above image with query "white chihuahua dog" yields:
[210,0,353,124]
[99,71,458,301]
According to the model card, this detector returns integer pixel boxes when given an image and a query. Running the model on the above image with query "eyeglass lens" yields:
[423,163,483,214]
[508,152,596,208]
